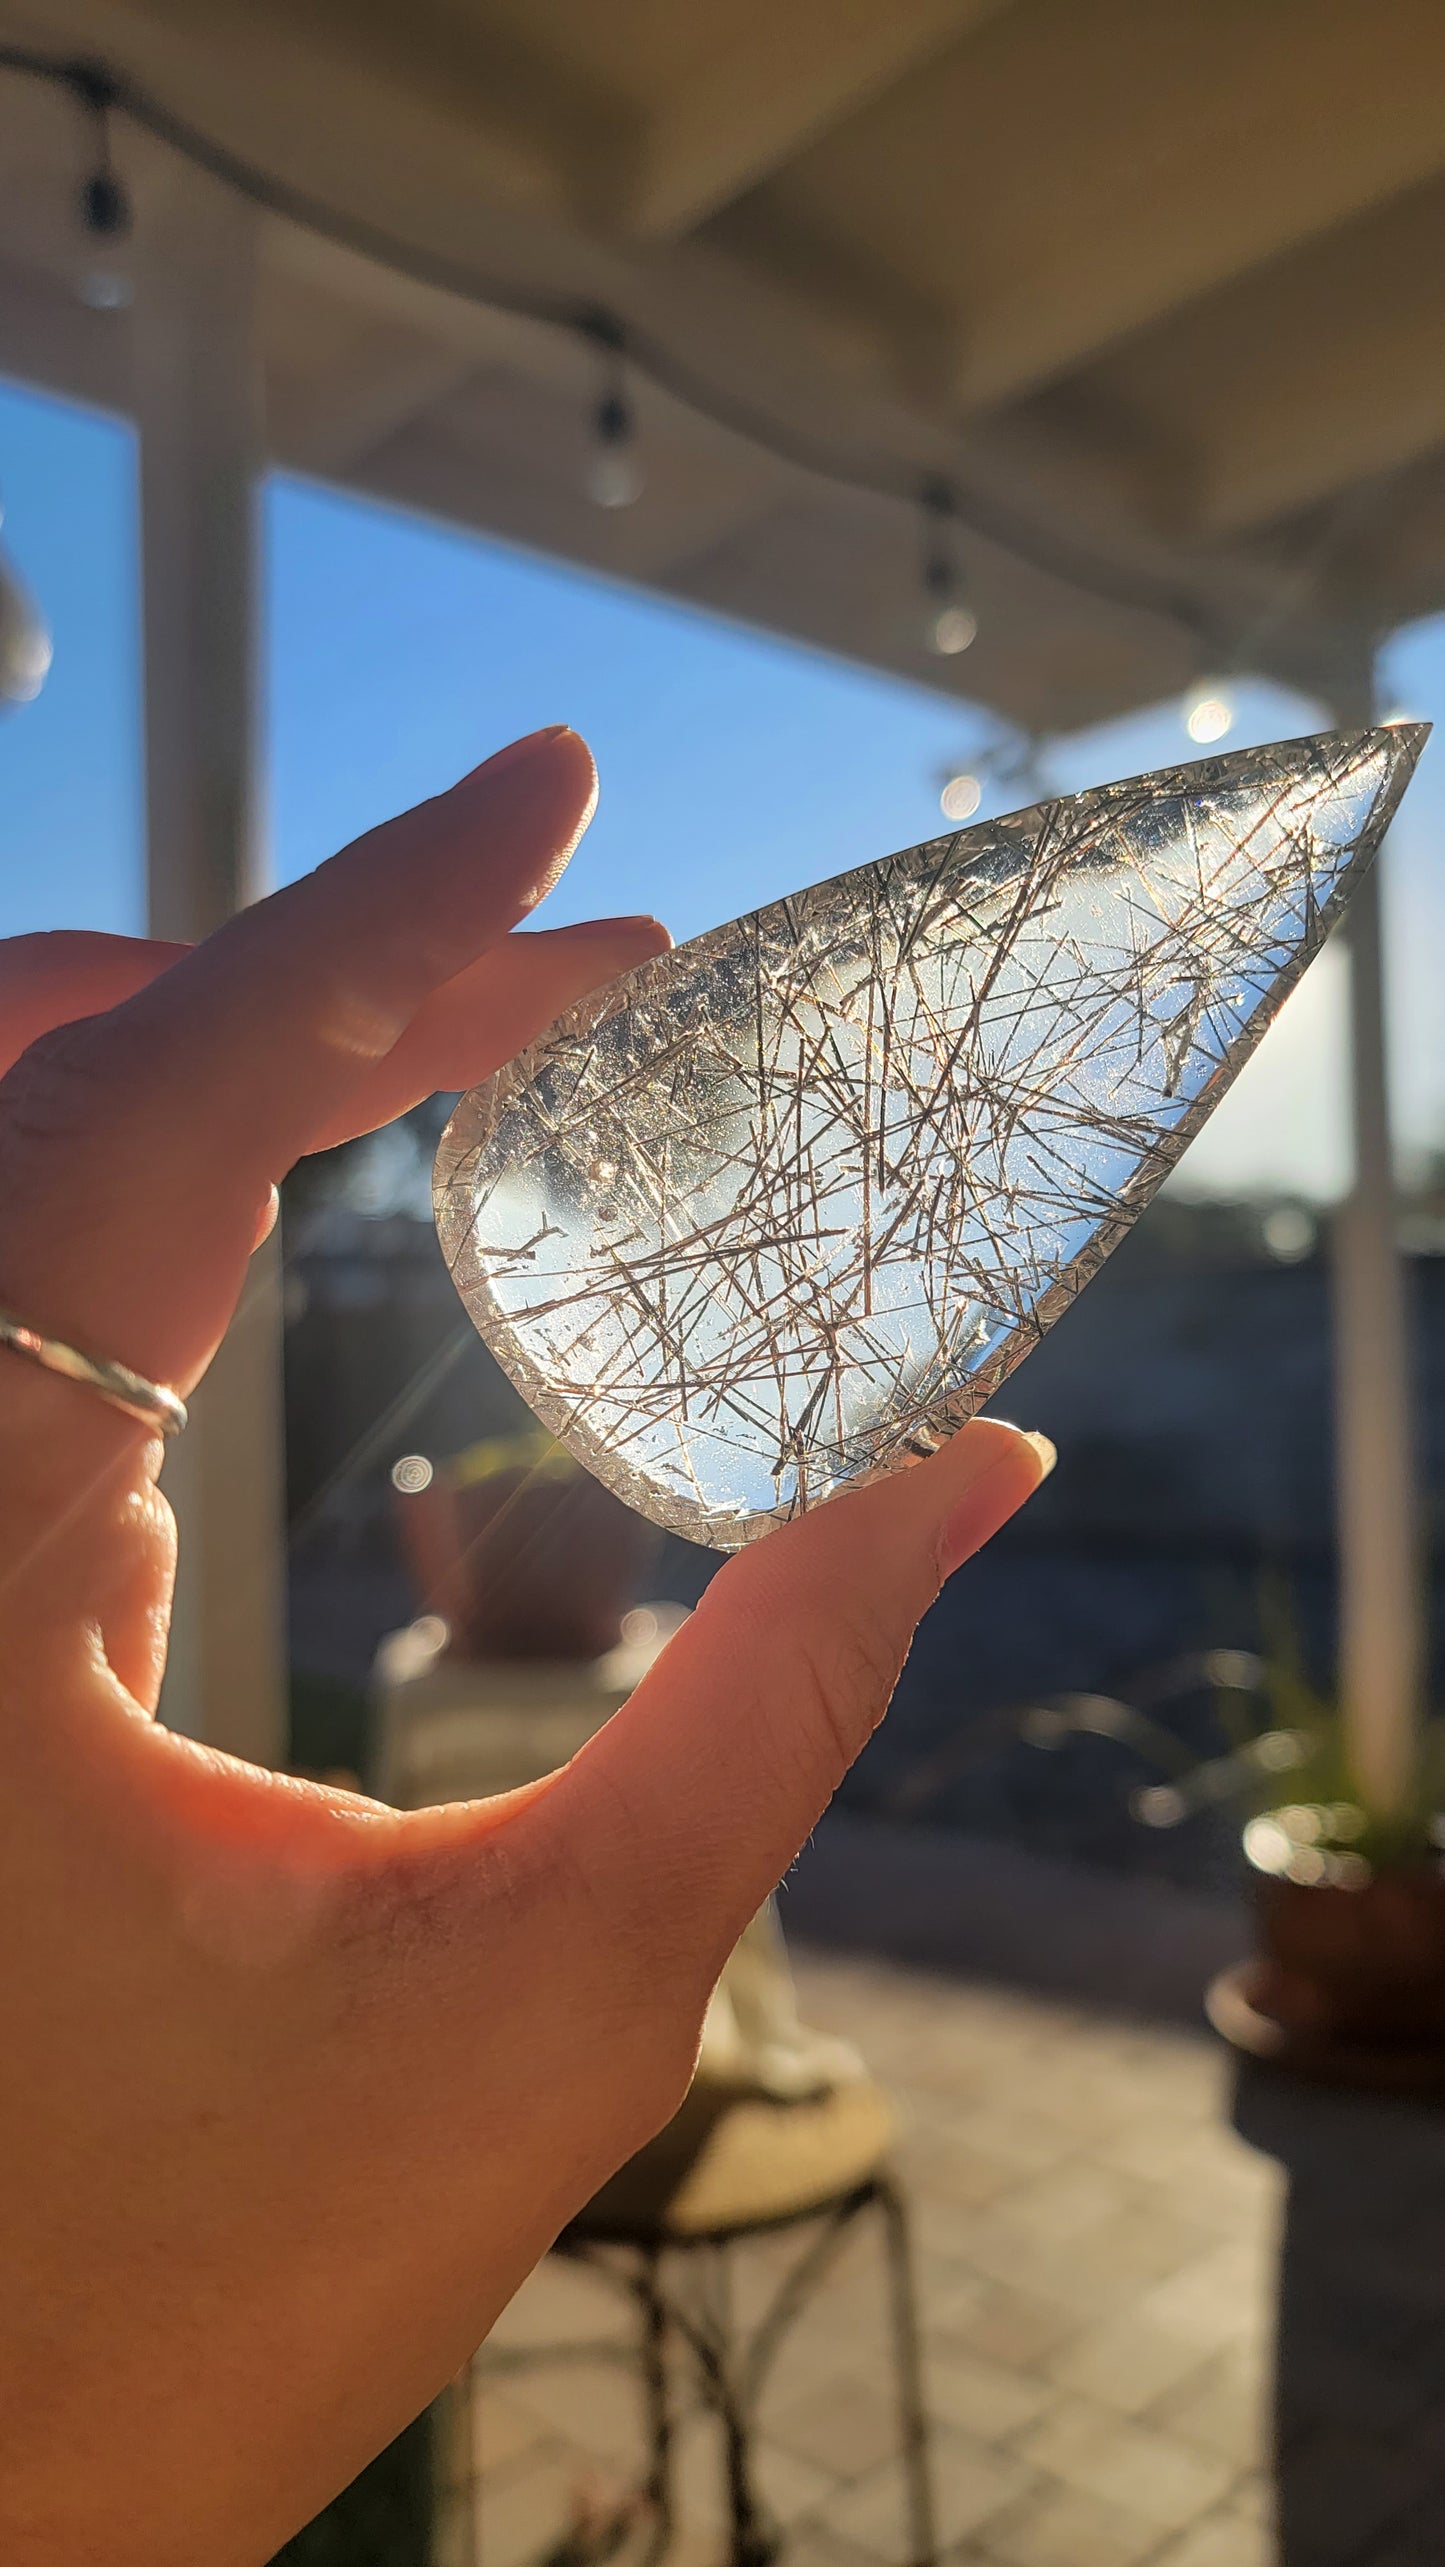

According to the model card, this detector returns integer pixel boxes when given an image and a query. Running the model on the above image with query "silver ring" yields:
[0,1306,188,1437]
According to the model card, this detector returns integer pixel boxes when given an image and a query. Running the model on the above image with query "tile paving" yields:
[468,1942,1279,2566]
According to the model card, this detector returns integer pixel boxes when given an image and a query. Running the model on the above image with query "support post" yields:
[133,163,286,1764]
[1330,667,1423,1811]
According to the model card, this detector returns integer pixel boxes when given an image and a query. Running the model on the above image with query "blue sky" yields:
[3,371,1443,1198]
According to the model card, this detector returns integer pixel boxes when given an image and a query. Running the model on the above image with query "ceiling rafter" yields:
[612,0,1009,242]
[4,0,1445,736]
[705,0,1445,419]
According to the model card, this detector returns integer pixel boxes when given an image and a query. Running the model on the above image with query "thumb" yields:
[0,931,189,1077]
[545,1419,1054,1983]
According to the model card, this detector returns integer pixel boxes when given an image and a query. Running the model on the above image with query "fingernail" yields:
[563,914,673,945]
[936,1423,1055,1582]
[564,913,663,931]
[473,725,573,781]
[994,1423,1057,1482]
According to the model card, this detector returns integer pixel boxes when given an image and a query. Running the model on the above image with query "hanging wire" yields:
[0,39,1234,651]
[0,41,1397,716]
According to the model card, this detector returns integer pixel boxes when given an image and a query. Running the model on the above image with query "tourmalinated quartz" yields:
[437,726,1425,1548]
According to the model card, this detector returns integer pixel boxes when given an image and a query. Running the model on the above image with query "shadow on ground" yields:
[785,1809,1250,2032]
[1236,2062,1445,2567]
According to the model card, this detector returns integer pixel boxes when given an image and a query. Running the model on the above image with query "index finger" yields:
[0,725,595,1392]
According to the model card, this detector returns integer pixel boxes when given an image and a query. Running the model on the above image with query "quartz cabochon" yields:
[436,726,1425,1549]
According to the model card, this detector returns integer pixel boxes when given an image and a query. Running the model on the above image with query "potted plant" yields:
[1204,1663,1445,2087]
[1024,1652,1445,2090]
[393,1427,660,1663]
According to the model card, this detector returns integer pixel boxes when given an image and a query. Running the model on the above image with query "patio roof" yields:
[5,0,1445,731]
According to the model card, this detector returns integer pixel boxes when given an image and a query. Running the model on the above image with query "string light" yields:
[0,513,52,706]
[1184,682,1234,744]
[72,61,132,310]
[936,726,1047,820]
[585,318,643,510]
[940,773,982,821]
[589,389,643,509]
[0,40,1234,654]
[921,481,977,656]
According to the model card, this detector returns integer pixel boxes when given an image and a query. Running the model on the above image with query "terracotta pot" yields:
[1251,1863,1445,2045]
[395,1457,659,1662]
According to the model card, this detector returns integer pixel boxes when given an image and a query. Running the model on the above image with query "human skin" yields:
[0,725,1050,2563]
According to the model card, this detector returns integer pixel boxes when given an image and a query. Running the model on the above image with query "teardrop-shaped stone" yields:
[436,726,1425,1549]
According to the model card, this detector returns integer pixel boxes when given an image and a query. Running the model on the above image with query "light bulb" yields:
[79,268,132,311]
[0,550,52,706]
[929,603,978,657]
[588,443,644,509]
[1184,685,1233,744]
[588,390,643,509]
[940,772,982,820]
[82,171,129,237]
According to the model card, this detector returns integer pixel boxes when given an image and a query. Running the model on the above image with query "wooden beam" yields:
[347,354,791,586]
[615,0,1006,241]
[938,0,1445,410]
[1068,172,1445,540]
[1328,661,1424,1815]
[234,0,638,223]
[272,324,487,477]
[0,258,129,416]
[690,192,955,399]
[1334,451,1445,636]
[133,156,287,1765]
[1180,185,1445,537]
[723,0,1445,414]
[22,0,600,223]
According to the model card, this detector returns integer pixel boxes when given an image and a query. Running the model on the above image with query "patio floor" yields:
[465,1855,1277,2567]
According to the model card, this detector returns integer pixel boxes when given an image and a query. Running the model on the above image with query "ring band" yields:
[0,1307,188,1438]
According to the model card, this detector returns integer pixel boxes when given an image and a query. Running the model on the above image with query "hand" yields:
[0,726,1049,2564]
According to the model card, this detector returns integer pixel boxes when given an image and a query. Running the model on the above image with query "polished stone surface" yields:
[438,728,1422,1546]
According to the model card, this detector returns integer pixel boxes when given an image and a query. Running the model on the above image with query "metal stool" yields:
[476,2077,937,2567]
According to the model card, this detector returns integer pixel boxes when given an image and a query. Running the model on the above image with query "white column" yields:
[1330,668,1422,1811]
[132,163,287,1765]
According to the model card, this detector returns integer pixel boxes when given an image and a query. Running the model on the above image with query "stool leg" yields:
[635,2252,675,2567]
[689,2247,777,2567]
[719,2386,777,2567]
[878,2179,938,2567]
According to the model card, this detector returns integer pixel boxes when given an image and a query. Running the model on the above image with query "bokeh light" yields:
[940,771,983,821]
[929,604,978,657]
[391,1453,434,1494]
[1185,688,1234,744]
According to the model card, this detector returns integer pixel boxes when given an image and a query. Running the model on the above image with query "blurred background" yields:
[5,5,1445,2564]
